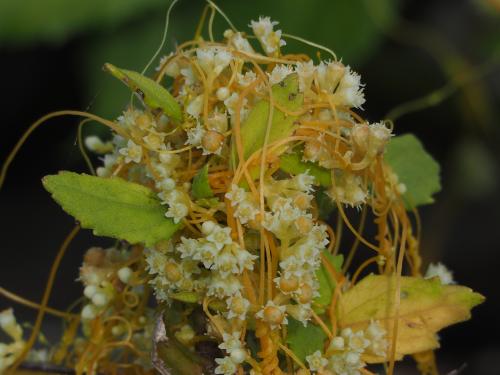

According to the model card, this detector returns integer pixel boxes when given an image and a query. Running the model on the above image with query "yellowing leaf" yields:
[191,164,213,199]
[232,74,303,167]
[385,134,441,209]
[337,274,484,362]
[104,63,182,121]
[43,172,181,246]
[280,150,332,187]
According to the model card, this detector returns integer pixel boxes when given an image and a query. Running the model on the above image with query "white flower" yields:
[293,172,315,193]
[226,293,250,320]
[336,66,365,109]
[156,177,176,192]
[345,330,370,353]
[143,130,166,150]
[425,262,454,285]
[207,111,229,133]
[255,300,288,329]
[306,350,328,372]
[206,225,233,250]
[229,32,255,54]
[286,304,312,326]
[186,95,204,118]
[119,140,142,163]
[193,241,221,269]
[225,184,247,206]
[234,201,259,224]
[224,93,248,121]
[213,249,239,276]
[316,60,345,93]
[366,320,388,357]
[208,273,243,298]
[180,66,197,85]
[215,356,237,375]
[237,71,257,87]
[177,237,199,259]
[185,122,206,146]
[196,47,233,77]
[84,136,113,154]
[329,336,345,351]
[327,172,367,208]
[156,53,180,77]
[0,309,22,341]
[295,60,315,92]
[219,331,242,354]
[328,351,365,375]
[268,64,293,85]
[250,16,286,55]
[165,202,188,224]
[144,248,168,274]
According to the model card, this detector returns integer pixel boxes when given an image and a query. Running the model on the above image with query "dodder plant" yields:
[0,4,484,375]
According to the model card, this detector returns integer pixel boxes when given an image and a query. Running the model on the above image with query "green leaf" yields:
[279,150,332,187]
[171,291,200,304]
[104,63,182,121]
[338,274,484,362]
[232,74,303,167]
[384,134,441,209]
[286,318,328,363]
[191,164,213,199]
[314,252,343,313]
[43,171,181,246]
[0,0,166,45]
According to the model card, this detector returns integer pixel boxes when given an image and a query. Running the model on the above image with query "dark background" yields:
[1,0,499,373]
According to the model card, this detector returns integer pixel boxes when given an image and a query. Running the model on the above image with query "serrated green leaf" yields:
[314,252,343,313]
[43,171,181,246]
[338,274,484,362]
[385,134,441,209]
[191,164,213,199]
[280,150,332,187]
[104,63,182,121]
[231,74,303,167]
[286,318,328,363]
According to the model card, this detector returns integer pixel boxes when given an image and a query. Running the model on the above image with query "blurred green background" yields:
[0,0,499,373]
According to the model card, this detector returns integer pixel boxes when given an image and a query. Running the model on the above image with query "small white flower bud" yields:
[202,221,216,234]
[117,267,133,284]
[230,348,247,364]
[83,285,97,299]
[329,336,345,351]
[111,325,124,336]
[216,87,230,101]
[0,309,15,329]
[92,292,108,307]
[81,304,97,320]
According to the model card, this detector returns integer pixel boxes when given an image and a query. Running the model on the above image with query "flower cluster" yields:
[0,309,24,373]
[215,331,248,375]
[306,321,388,374]
[22,8,461,375]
